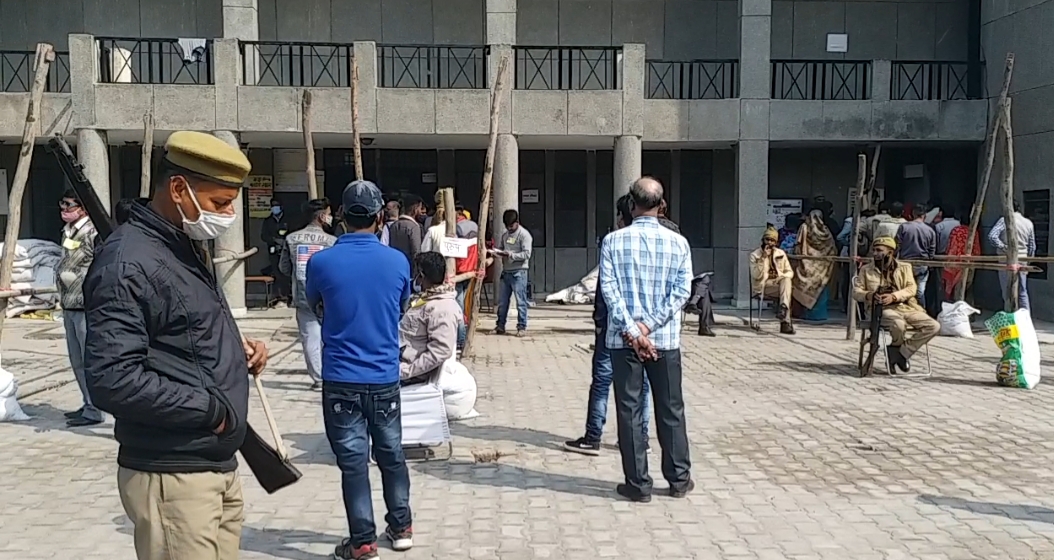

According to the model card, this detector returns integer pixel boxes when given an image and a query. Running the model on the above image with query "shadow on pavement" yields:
[112,515,340,560]
[413,460,616,499]
[18,402,114,440]
[285,432,334,466]
[754,360,858,377]
[449,423,567,451]
[918,495,1054,524]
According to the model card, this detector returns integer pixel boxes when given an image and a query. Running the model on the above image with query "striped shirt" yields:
[599,216,692,351]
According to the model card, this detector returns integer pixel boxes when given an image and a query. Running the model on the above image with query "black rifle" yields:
[857,286,892,377]
[47,134,301,494]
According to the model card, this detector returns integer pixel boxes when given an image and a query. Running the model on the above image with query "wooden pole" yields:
[351,59,363,181]
[956,53,1015,302]
[140,111,154,198]
[865,144,881,210]
[441,187,457,278]
[462,54,511,359]
[0,43,54,326]
[846,153,866,340]
[999,97,1019,311]
[302,90,319,200]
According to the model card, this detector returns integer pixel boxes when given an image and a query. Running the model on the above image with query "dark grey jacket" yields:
[279,223,337,311]
[57,218,97,310]
[388,215,423,268]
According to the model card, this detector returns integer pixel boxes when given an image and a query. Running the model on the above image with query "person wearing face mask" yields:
[853,237,939,374]
[82,131,269,560]
[306,180,414,560]
[279,198,337,392]
[56,189,104,427]
[262,197,291,307]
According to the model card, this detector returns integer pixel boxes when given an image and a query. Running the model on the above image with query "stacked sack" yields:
[0,239,62,318]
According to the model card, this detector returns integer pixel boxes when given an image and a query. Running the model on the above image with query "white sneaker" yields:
[384,526,413,551]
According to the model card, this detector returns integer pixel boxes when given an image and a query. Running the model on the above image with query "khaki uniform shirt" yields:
[852,260,923,313]
[749,247,793,291]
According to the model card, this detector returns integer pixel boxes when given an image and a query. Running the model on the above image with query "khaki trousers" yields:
[757,277,793,316]
[118,467,244,560]
[880,308,940,359]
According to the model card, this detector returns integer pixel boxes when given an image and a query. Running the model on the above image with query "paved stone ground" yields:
[4,305,1054,560]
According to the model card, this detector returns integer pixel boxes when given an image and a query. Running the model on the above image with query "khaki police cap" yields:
[164,131,251,187]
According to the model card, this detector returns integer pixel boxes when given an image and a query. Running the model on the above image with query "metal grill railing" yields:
[0,51,70,93]
[514,46,622,90]
[377,45,488,89]
[891,61,973,101]
[771,60,871,100]
[97,37,213,85]
[646,60,738,99]
[241,42,353,87]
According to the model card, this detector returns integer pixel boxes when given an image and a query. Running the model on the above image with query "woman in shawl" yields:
[793,209,838,320]
[942,223,982,301]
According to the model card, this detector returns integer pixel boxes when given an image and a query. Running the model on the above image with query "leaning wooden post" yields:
[462,54,511,359]
[1000,96,1019,311]
[865,144,881,209]
[957,52,1015,301]
[351,59,364,181]
[441,187,457,278]
[846,153,866,340]
[0,43,54,326]
[302,90,319,199]
[140,111,154,197]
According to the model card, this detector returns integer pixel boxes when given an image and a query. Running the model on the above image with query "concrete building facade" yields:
[3,0,1034,314]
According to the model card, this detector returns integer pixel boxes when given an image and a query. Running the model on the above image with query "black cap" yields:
[342,180,384,217]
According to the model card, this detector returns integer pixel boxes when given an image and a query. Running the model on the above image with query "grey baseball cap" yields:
[342,180,384,217]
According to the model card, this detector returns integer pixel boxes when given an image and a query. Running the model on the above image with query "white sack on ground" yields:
[438,359,479,420]
[1,240,61,318]
[545,266,599,305]
[985,309,1042,389]
[0,354,30,421]
[938,301,980,338]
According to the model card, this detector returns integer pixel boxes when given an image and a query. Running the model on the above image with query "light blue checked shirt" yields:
[599,216,693,351]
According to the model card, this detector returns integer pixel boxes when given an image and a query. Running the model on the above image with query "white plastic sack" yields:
[0,357,30,421]
[438,359,478,420]
[938,301,980,338]
[985,309,1042,389]
[546,266,599,305]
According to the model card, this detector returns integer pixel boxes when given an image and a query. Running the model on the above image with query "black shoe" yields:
[887,346,908,374]
[310,381,323,392]
[616,484,652,503]
[780,322,795,335]
[66,416,103,427]
[776,304,789,322]
[563,437,601,456]
[63,407,84,419]
[494,327,506,335]
[670,478,695,498]
[698,325,716,337]
[334,539,378,560]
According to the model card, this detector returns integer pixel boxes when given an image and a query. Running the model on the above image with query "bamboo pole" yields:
[140,111,154,198]
[441,187,457,278]
[846,153,866,340]
[865,144,881,210]
[1000,97,1019,311]
[302,90,319,199]
[956,53,1015,301]
[462,54,511,359]
[0,43,54,326]
[351,59,363,181]
[789,254,1040,273]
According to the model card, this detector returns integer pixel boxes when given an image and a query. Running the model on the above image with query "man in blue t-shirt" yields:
[306,180,413,560]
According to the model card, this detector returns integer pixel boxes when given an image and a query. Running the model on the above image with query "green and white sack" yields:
[984,309,1042,389]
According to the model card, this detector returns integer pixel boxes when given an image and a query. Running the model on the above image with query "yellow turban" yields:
[762,226,779,241]
[873,237,896,250]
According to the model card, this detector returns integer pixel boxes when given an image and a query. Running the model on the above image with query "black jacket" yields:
[83,202,249,473]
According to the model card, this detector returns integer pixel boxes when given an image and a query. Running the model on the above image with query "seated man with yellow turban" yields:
[853,237,940,373]
[749,226,795,334]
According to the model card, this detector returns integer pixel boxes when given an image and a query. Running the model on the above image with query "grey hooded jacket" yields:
[279,224,337,311]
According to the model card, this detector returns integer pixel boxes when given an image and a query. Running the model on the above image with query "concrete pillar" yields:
[485,0,516,45]
[732,140,769,307]
[212,130,247,317]
[494,133,519,236]
[613,135,641,202]
[76,128,110,211]
[872,60,892,101]
[223,0,259,41]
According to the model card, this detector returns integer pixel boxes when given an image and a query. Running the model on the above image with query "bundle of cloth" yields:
[0,239,62,318]
[546,266,598,305]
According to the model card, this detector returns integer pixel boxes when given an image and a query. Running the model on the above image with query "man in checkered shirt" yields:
[599,177,694,503]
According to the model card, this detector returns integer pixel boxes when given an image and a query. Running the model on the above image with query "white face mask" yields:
[177,186,237,241]
[321,214,333,226]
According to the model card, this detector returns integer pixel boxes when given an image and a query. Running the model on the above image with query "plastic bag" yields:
[985,309,1042,389]
[938,301,980,338]
[0,359,30,421]
[438,360,479,420]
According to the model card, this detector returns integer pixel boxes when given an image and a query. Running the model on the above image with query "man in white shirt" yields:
[988,201,1037,310]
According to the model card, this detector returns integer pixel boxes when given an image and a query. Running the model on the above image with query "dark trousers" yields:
[323,380,412,547]
[611,348,691,495]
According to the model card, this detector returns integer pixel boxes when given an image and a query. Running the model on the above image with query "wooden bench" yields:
[245,275,275,309]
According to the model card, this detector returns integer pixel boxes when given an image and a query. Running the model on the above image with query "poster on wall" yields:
[767,199,802,229]
[247,175,274,218]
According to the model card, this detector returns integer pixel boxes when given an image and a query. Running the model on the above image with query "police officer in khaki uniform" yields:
[84,131,268,560]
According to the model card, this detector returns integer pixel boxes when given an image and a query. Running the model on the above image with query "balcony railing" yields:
[0,51,71,93]
[97,37,214,85]
[241,42,353,87]
[646,60,738,99]
[771,60,871,100]
[515,46,622,90]
[891,61,975,101]
[377,45,488,89]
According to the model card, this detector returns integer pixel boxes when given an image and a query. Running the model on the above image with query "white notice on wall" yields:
[767,199,803,229]
[0,169,8,215]
[522,189,540,204]
[439,237,475,259]
[826,33,848,53]
[422,172,437,184]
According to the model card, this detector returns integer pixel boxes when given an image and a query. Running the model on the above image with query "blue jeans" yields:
[455,280,469,347]
[323,381,412,547]
[586,330,650,443]
[998,270,1030,310]
[496,269,529,331]
[914,270,929,309]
